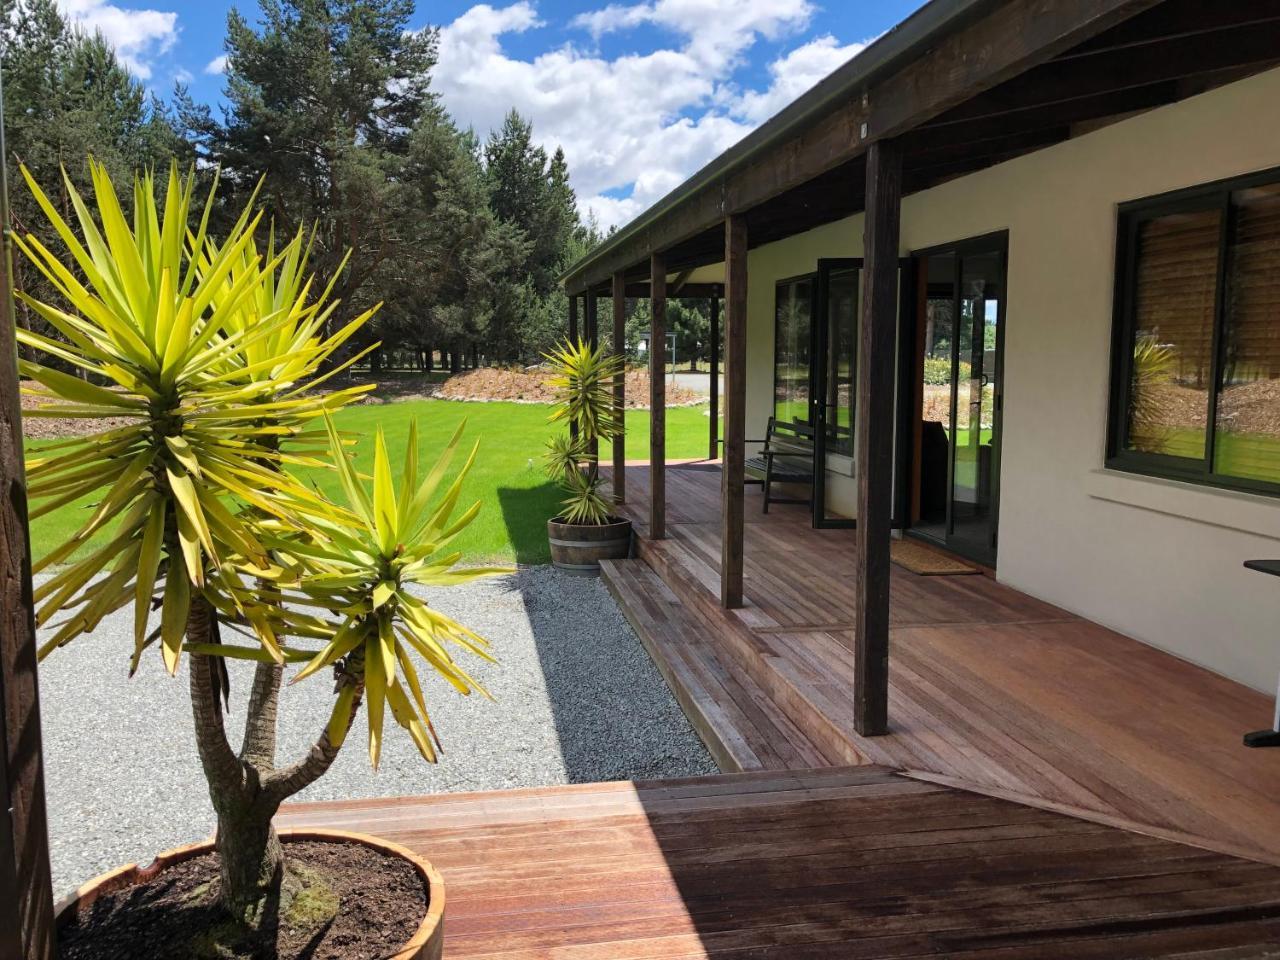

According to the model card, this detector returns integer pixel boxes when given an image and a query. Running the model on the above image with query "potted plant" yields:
[542,338,632,574]
[18,162,505,959]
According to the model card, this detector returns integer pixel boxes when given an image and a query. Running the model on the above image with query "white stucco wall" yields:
[734,66,1280,691]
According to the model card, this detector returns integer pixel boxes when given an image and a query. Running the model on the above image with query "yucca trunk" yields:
[185,599,282,922]
[216,804,289,925]
[186,596,362,926]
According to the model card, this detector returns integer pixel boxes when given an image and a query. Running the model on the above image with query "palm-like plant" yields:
[543,338,623,525]
[18,163,504,928]
[545,338,623,441]
[267,416,506,769]
[1129,333,1177,453]
[18,161,314,666]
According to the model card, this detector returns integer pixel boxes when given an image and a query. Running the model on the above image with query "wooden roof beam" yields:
[935,18,1280,126]
[582,282,725,299]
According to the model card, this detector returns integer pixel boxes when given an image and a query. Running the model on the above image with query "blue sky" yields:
[58,0,925,228]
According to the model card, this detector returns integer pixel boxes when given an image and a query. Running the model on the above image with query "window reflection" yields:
[774,277,813,426]
[1217,184,1280,483]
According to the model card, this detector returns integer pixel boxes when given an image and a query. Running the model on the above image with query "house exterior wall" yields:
[741,65,1280,692]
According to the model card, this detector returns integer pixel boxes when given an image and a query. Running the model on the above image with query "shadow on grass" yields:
[495,482,562,565]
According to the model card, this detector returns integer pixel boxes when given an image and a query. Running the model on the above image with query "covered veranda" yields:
[560,0,1280,740]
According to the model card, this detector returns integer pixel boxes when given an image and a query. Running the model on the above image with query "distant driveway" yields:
[668,371,722,397]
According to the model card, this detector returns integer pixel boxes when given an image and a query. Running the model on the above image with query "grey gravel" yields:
[38,565,715,895]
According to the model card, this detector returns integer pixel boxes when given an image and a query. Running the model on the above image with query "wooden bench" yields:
[745,417,814,513]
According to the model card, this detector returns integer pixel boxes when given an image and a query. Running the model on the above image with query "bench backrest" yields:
[766,417,816,456]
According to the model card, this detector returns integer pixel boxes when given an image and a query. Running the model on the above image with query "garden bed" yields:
[20,368,705,442]
[20,383,134,440]
[365,366,703,408]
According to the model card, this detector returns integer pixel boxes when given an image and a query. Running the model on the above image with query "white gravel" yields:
[38,566,715,895]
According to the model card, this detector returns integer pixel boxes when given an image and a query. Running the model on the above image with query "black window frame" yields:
[1107,165,1280,499]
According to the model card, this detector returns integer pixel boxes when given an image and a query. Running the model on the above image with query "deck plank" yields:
[604,463,1280,865]
[279,766,1280,959]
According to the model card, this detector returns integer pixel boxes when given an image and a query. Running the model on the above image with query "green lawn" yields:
[1132,427,1280,485]
[27,398,718,566]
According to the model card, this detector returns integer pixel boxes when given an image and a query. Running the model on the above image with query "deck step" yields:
[632,535,868,767]
[601,558,827,773]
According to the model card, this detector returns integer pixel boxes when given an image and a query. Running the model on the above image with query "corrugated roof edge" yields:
[559,0,998,285]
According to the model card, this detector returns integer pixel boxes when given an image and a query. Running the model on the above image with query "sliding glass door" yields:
[910,235,1006,565]
[812,259,860,527]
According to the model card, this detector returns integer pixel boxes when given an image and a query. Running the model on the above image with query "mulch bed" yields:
[370,366,702,408]
[56,840,428,960]
[21,384,135,441]
[1145,378,1280,434]
[21,365,705,442]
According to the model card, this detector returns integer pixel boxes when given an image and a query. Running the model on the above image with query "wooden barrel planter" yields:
[55,828,445,960]
[547,517,633,574]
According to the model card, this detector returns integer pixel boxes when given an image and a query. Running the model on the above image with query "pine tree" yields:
[1,0,182,353]
[197,0,438,315]
[481,112,589,362]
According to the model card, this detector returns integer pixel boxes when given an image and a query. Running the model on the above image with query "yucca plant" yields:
[266,416,507,769]
[543,338,623,525]
[1129,333,1177,454]
[17,162,503,928]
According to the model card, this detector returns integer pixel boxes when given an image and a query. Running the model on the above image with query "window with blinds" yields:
[1110,169,1280,495]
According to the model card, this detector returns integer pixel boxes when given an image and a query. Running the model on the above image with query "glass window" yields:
[1217,183,1280,484]
[1123,208,1219,459]
[821,268,858,456]
[1110,169,1280,495]
[774,277,813,427]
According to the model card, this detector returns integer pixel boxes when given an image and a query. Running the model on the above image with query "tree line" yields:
[1,0,601,373]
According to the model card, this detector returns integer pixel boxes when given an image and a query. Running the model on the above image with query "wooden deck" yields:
[280,765,1280,958]
[601,462,1280,865]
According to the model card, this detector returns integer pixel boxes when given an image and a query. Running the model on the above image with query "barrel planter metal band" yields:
[547,517,633,575]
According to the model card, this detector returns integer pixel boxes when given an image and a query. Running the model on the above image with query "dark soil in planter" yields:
[57,840,428,960]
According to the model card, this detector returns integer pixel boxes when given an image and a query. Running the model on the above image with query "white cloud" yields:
[733,34,867,124]
[205,54,228,76]
[570,0,815,73]
[56,0,178,80]
[433,1,867,231]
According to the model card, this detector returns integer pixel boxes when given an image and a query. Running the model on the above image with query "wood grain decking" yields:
[601,462,1280,865]
[280,765,1280,959]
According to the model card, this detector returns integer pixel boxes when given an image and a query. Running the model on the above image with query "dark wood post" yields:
[585,291,598,349]
[0,71,56,960]
[611,271,626,504]
[854,139,902,737]
[649,254,666,539]
[585,293,599,463]
[570,295,581,445]
[721,216,747,609]
[708,295,719,461]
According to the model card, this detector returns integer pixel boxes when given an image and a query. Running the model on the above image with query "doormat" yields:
[891,539,982,576]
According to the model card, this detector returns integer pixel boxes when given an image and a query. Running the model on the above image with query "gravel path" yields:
[39,566,716,895]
